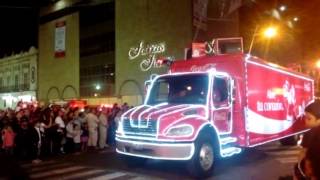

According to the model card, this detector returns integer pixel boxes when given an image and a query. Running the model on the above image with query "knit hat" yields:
[305,100,320,119]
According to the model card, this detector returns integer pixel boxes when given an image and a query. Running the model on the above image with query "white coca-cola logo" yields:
[128,41,166,71]
[304,82,311,92]
[190,64,216,72]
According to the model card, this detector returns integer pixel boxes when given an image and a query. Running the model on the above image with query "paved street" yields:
[16,141,301,180]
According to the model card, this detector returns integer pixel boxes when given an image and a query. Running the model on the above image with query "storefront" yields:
[0,91,36,109]
[0,47,38,109]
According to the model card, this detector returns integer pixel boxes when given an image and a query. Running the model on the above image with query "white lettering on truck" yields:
[257,101,284,112]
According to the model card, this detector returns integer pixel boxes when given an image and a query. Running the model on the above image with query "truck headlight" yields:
[166,125,194,136]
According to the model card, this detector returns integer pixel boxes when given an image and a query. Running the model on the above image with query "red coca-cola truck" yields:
[116,40,314,177]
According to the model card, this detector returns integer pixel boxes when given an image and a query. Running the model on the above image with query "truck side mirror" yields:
[144,74,158,95]
[157,57,174,67]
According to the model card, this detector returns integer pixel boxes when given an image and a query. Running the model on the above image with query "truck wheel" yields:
[187,136,217,178]
[280,135,299,146]
[119,155,147,167]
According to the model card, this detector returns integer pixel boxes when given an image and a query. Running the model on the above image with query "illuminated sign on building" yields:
[128,41,166,71]
[55,21,66,58]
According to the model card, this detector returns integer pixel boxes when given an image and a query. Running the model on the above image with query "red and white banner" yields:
[192,43,206,58]
[55,21,66,58]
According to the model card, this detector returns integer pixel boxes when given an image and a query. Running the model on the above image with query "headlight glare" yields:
[166,125,193,136]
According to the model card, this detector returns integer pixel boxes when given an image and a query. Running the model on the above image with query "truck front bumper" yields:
[116,137,195,160]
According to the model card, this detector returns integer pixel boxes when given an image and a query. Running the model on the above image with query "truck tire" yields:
[119,154,147,167]
[187,135,217,178]
[280,135,299,146]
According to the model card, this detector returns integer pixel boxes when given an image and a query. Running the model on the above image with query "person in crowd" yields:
[15,118,30,160]
[121,103,129,112]
[52,109,65,155]
[107,104,120,146]
[40,107,54,156]
[0,110,5,148]
[73,123,82,154]
[78,111,87,124]
[299,100,320,159]
[81,122,89,152]
[292,127,320,180]
[303,132,320,180]
[2,125,15,156]
[8,110,19,133]
[73,108,82,127]
[86,108,99,149]
[294,100,320,179]
[65,111,75,154]
[115,103,129,127]
[98,108,109,149]
[15,117,39,162]
[33,121,44,164]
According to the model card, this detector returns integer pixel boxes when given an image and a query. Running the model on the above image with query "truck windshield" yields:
[146,74,209,105]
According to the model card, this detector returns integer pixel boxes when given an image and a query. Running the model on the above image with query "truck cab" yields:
[116,63,242,177]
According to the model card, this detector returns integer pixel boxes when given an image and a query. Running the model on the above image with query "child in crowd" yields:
[2,125,15,155]
[81,123,89,152]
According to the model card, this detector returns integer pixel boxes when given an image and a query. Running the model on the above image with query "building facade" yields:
[38,12,80,103]
[37,0,239,106]
[0,47,37,109]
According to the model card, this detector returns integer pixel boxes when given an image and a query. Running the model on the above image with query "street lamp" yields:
[279,5,287,12]
[263,27,278,38]
[316,59,320,69]
[95,84,101,90]
[248,26,278,55]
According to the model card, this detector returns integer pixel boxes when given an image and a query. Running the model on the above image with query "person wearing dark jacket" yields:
[294,100,320,180]
[15,117,39,161]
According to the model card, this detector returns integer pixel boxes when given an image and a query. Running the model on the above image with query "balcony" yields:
[0,84,30,93]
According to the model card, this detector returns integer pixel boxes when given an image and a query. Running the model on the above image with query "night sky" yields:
[0,0,41,58]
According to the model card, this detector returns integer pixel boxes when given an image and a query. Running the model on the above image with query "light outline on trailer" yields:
[244,55,314,144]
[248,129,309,147]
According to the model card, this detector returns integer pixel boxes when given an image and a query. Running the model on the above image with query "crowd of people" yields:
[0,101,130,163]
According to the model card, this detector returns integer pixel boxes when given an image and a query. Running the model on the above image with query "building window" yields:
[0,77,3,92]
[80,65,115,97]
[6,76,10,87]
[23,73,29,90]
[79,2,115,98]
[14,75,18,90]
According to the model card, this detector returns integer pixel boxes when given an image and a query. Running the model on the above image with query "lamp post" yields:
[315,60,320,93]
[248,25,259,55]
[248,26,278,55]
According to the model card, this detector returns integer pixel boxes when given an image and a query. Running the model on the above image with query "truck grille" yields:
[122,118,157,138]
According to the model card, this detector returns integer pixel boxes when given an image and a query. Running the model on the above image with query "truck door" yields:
[211,75,233,134]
